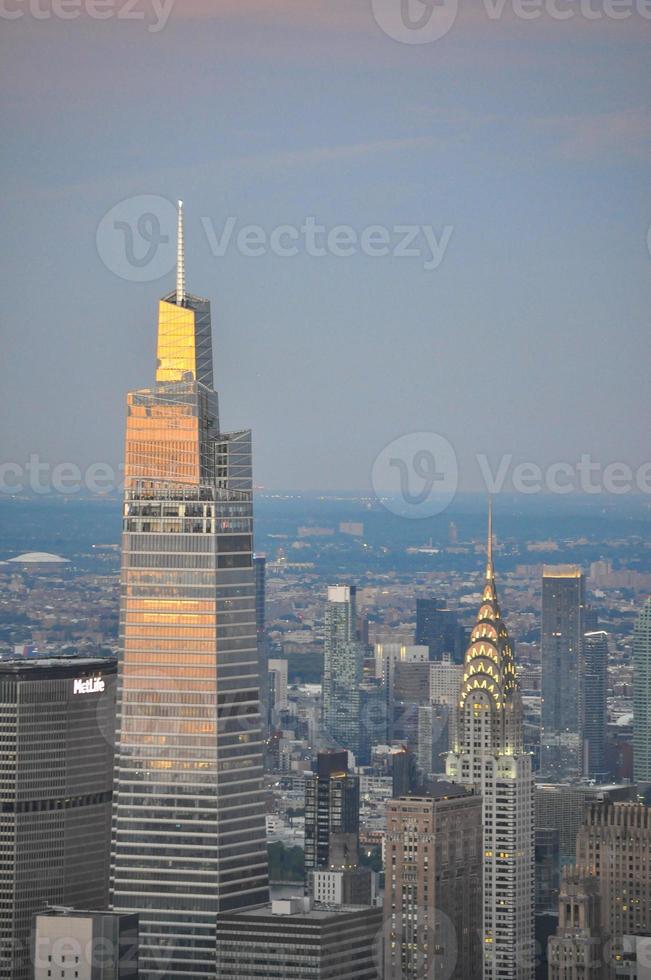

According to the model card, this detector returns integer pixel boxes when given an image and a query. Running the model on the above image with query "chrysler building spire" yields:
[486,494,493,579]
[447,502,534,980]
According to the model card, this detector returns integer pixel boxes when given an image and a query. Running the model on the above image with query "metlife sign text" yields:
[73,676,106,696]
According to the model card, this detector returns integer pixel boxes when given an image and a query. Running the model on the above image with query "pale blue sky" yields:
[1,1,650,491]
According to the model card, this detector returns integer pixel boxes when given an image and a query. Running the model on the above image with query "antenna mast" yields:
[176,200,185,306]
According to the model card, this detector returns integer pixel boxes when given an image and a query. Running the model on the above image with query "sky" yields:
[1,0,650,494]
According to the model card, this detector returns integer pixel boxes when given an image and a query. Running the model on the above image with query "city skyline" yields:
[1,6,650,979]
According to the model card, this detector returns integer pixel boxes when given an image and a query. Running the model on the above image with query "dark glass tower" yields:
[541,566,585,780]
[580,631,608,781]
[304,751,360,874]
[110,202,268,979]
[415,597,466,664]
[0,657,116,980]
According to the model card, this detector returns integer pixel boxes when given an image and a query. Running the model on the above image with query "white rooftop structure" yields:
[8,552,70,564]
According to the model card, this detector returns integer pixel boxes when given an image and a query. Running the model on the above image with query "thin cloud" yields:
[9,136,434,202]
[230,137,434,172]
[173,0,651,41]
[531,108,651,160]
[174,0,368,31]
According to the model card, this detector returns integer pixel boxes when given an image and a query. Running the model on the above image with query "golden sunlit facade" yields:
[111,237,268,980]
[155,297,214,388]
[447,507,534,980]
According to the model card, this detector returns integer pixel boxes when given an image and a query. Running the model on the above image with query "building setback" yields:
[576,802,651,968]
[32,908,139,980]
[535,783,637,869]
[547,867,603,980]
[311,833,375,908]
[0,657,116,980]
[614,935,651,979]
[384,784,483,980]
[215,900,383,979]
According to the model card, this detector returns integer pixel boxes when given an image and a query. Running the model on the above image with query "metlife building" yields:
[0,657,116,980]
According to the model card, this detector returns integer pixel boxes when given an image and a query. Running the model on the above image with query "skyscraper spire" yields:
[447,498,534,980]
[176,199,185,306]
[157,202,214,389]
[486,495,494,580]
[457,501,518,720]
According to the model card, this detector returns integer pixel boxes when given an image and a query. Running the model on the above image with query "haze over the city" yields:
[2,0,650,491]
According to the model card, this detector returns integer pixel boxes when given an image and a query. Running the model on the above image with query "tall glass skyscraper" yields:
[447,505,534,980]
[540,565,585,780]
[322,585,364,756]
[111,202,268,979]
[633,597,651,789]
[580,630,608,782]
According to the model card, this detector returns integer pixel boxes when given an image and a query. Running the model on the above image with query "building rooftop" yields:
[7,552,70,564]
[542,564,583,578]
[36,907,135,920]
[219,902,379,922]
[394,780,472,803]
[0,657,116,679]
[535,781,634,793]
